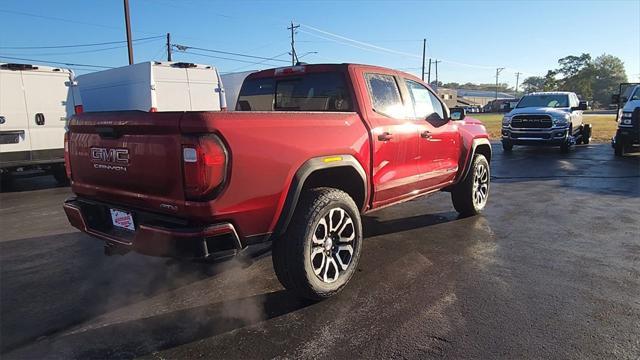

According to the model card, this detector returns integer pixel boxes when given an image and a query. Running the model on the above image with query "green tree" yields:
[591,54,628,106]
[522,76,544,93]
[543,70,559,91]
[557,53,592,78]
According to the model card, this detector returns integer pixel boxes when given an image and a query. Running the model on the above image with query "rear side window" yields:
[236,72,352,112]
[364,73,404,118]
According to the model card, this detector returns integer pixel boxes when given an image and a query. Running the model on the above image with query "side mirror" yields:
[578,100,588,111]
[450,107,466,121]
[612,94,620,104]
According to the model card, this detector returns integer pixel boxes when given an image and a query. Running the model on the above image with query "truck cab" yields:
[501,91,591,153]
[611,83,640,156]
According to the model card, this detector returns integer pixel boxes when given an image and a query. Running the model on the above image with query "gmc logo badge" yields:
[90,148,129,172]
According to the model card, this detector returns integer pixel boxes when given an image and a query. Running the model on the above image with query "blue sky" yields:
[1,0,638,87]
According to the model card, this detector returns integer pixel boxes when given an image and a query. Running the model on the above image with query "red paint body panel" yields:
[65,63,490,255]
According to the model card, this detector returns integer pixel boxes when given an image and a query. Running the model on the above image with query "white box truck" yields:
[0,63,81,188]
[76,61,226,113]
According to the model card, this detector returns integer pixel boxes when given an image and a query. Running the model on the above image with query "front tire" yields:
[451,154,490,217]
[502,140,513,152]
[52,164,69,185]
[272,187,363,300]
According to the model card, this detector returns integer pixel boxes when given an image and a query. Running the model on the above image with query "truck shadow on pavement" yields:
[2,206,463,358]
[6,290,310,359]
[0,232,273,355]
[0,173,67,193]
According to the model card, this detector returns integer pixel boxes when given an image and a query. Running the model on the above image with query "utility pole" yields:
[495,67,505,100]
[427,58,432,83]
[288,21,300,66]
[434,60,441,87]
[166,33,172,61]
[123,0,134,65]
[514,72,521,97]
[421,39,426,81]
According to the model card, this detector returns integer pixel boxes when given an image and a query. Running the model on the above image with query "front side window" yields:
[405,80,444,121]
[517,94,569,108]
[364,73,404,118]
[236,72,352,112]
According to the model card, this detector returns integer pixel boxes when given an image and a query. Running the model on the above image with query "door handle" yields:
[378,132,393,141]
[35,113,45,126]
[421,130,432,139]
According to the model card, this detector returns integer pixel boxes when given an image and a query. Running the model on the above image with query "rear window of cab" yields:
[236,72,353,112]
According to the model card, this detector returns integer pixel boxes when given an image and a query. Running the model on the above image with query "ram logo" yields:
[90,147,129,172]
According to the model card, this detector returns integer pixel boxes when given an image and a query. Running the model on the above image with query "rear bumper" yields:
[64,197,244,261]
[501,126,568,146]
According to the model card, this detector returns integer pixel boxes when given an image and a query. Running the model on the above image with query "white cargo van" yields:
[220,70,256,110]
[0,63,81,187]
[76,61,226,113]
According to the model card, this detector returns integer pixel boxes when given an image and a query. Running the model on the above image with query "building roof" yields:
[456,89,515,99]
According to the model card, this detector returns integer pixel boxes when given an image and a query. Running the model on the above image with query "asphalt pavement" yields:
[1,143,639,359]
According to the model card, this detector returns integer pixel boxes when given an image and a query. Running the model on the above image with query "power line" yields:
[0,9,160,36]
[0,55,114,69]
[1,38,161,57]
[0,35,164,50]
[178,50,289,66]
[224,52,291,73]
[299,23,420,59]
[173,44,290,63]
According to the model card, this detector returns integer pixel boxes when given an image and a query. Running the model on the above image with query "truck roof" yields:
[0,63,73,75]
[527,91,575,96]
[246,63,424,83]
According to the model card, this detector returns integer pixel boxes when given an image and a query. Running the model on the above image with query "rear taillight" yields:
[64,131,72,179]
[182,135,227,200]
[74,105,83,114]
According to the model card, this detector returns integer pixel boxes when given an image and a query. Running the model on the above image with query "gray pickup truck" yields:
[501,91,591,153]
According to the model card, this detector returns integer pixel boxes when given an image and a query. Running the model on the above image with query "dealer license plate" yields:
[110,209,135,231]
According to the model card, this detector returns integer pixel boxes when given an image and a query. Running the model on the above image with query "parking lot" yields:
[1,143,639,359]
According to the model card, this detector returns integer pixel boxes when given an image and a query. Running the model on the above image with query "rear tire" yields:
[0,173,13,191]
[582,124,592,145]
[614,138,625,156]
[272,187,362,300]
[451,154,490,217]
[52,164,69,185]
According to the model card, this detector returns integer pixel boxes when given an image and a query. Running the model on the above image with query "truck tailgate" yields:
[68,111,186,211]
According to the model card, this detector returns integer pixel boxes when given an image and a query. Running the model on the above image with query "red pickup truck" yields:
[63,63,491,300]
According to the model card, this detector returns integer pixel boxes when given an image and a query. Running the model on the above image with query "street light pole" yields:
[495,67,505,100]
[123,0,134,65]
[421,38,426,81]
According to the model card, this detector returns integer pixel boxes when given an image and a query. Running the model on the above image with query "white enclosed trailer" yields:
[0,63,81,186]
[76,61,226,113]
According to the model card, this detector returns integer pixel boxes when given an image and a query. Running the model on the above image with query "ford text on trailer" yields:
[63,63,492,300]
[0,63,81,187]
[76,61,226,113]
